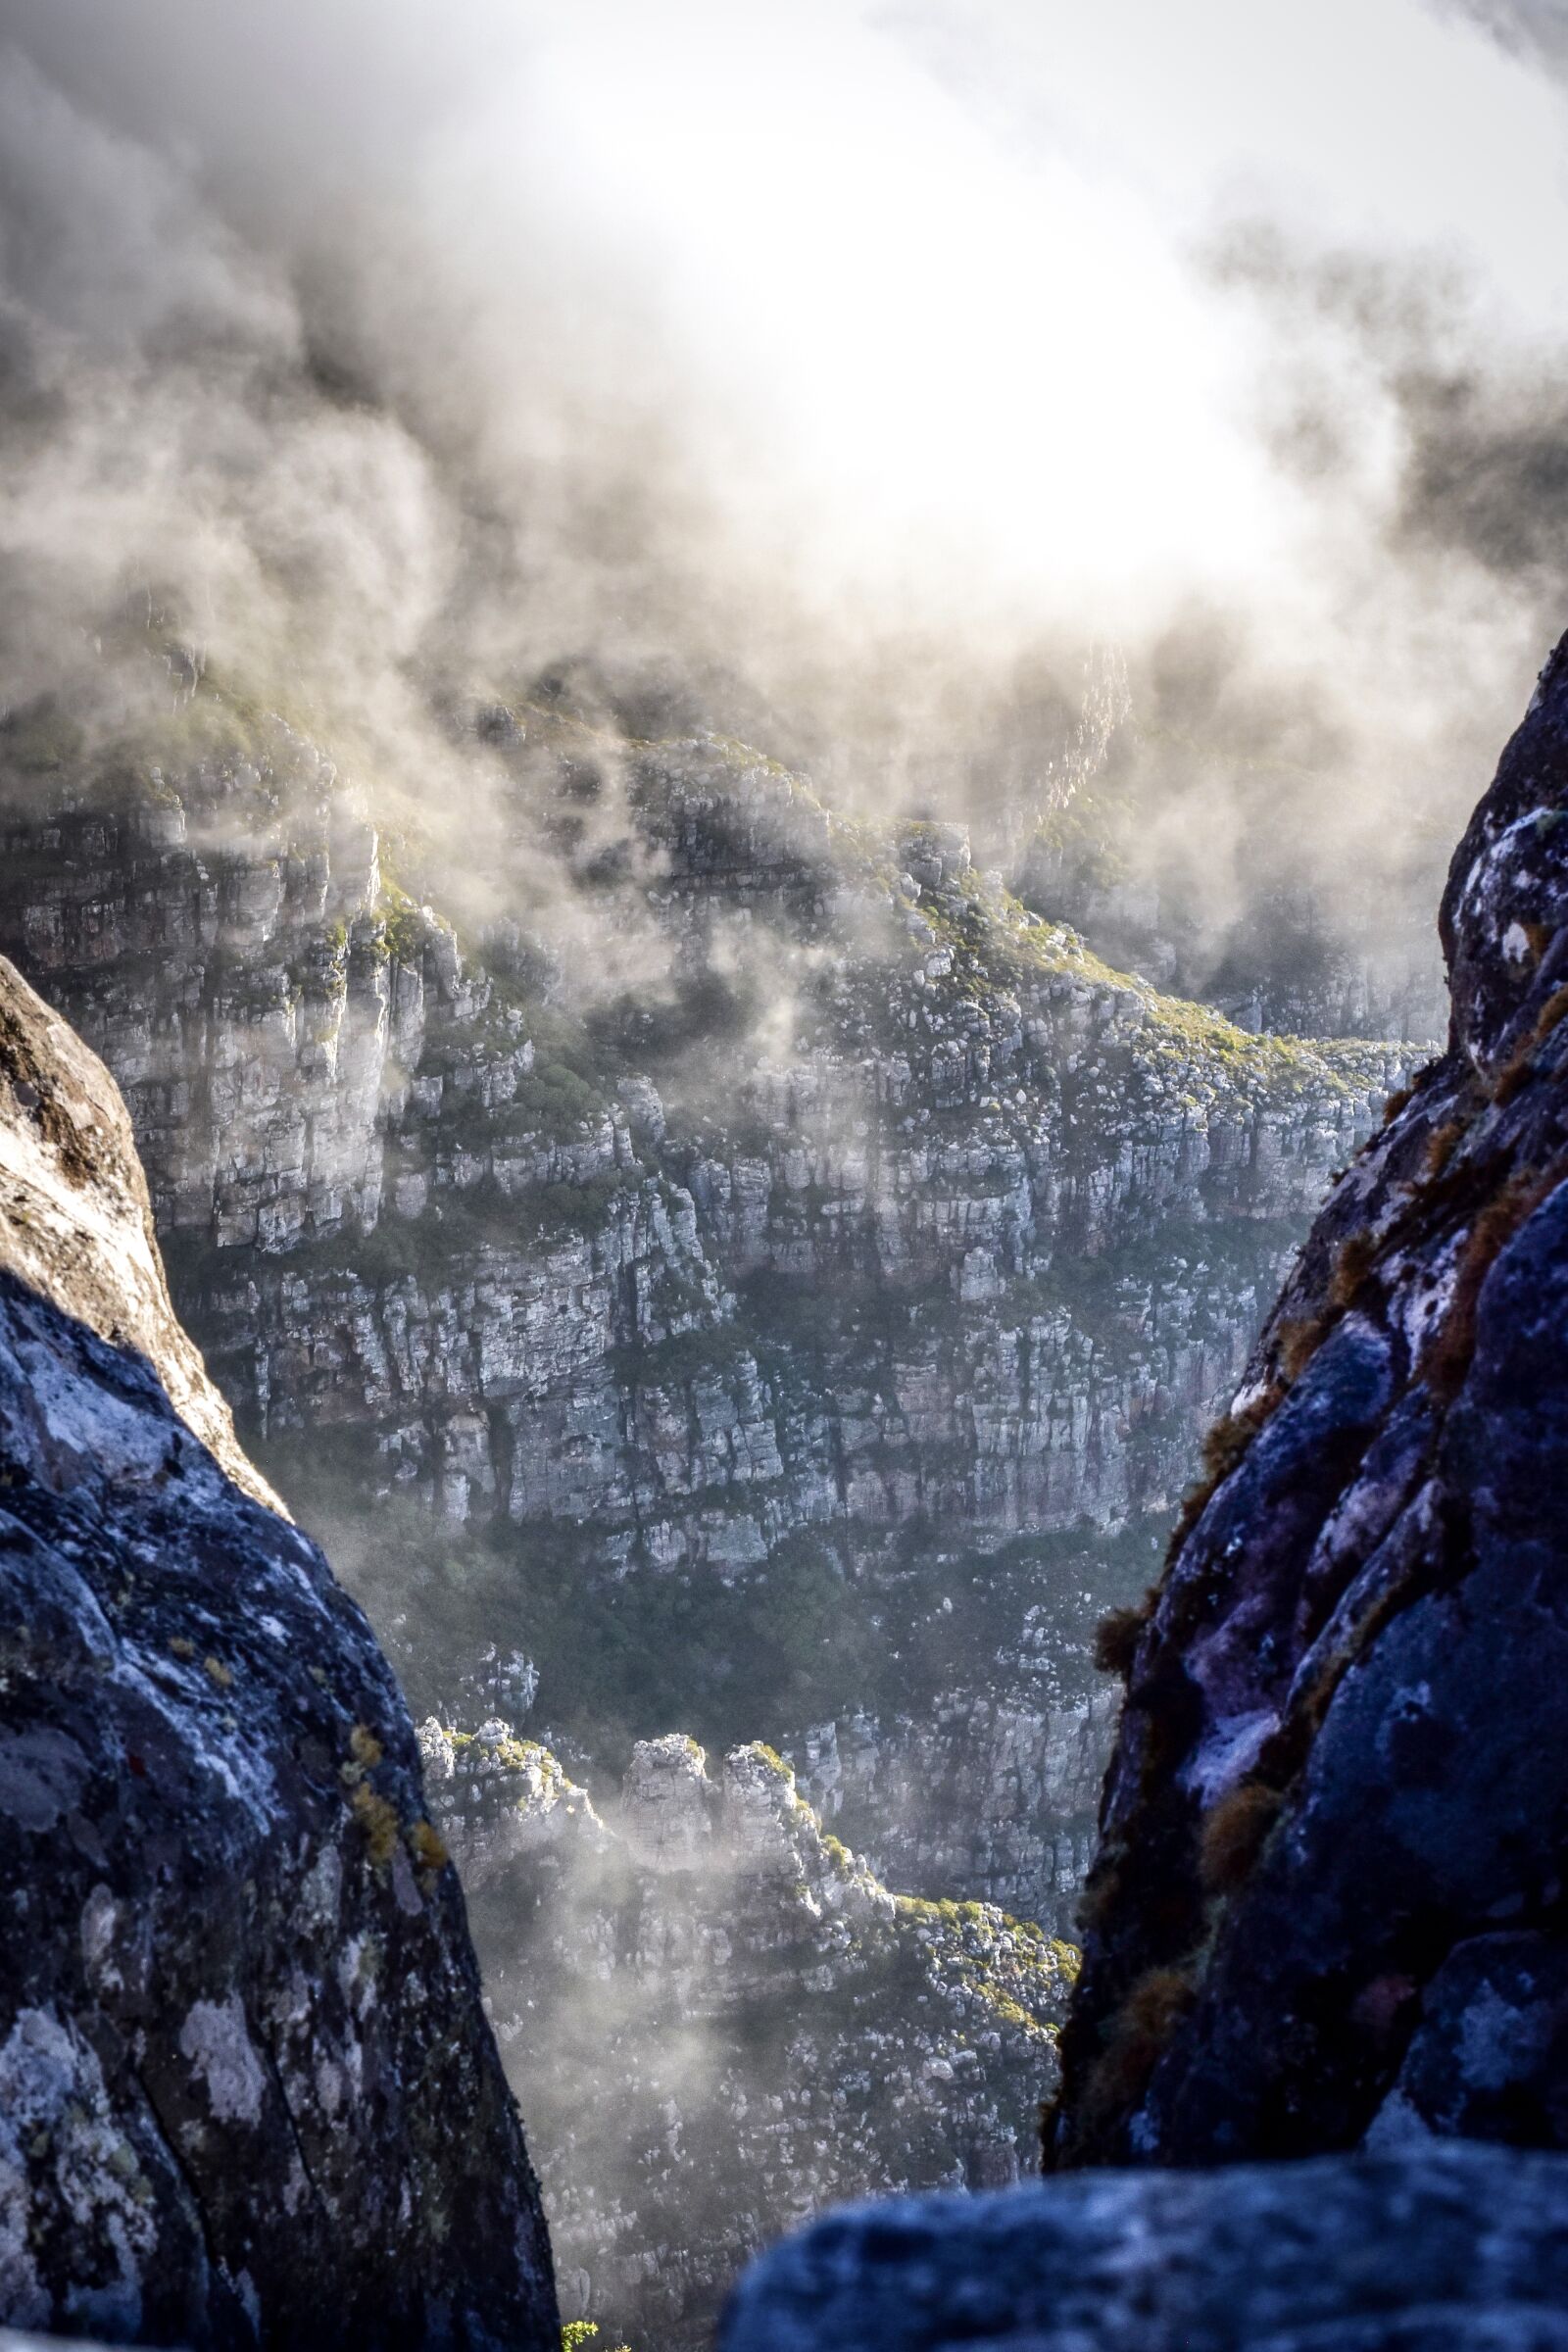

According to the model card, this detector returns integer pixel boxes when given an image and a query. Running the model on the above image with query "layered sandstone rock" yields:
[0,698,1404,1931]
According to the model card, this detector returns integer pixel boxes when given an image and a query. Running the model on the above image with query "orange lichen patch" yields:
[1079,1964,1199,2131]
[202,1654,233,1690]
[1276,1314,1326,1383]
[1270,1228,1386,1389]
[1422,1163,1559,1402]
[406,1818,449,1875]
[349,1724,384,1769]
[1094,1593,1155,1679]
[350,1780,402,1867]
[1165,1386,1284,1561]
[1421,1116,1467,1183]
[1199,1779,1283,1894]
[1492,982,1568,1105]
[1329,1230,1377,1311]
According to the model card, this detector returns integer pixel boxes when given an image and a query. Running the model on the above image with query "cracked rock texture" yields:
[719,2143,1568,2352]
[0,954,556,2348]
[0,696,1404,1934]
[1049,630,1568,2165]
[421,1720,1073,2352]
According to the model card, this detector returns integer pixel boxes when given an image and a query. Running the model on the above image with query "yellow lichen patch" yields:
[407,1818,449,1875]
[203,1655,233,1690]
[350,1724,384,1769]
[350,1781,402,1867]
[1421,1162,1560,1400]
[168,1636,195,1661]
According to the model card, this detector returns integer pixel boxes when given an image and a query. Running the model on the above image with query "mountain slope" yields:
[0,691,1405,1932]
[426,1721,1072,2350]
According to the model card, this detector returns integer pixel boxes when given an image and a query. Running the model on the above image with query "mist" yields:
[3,0,1568,1015]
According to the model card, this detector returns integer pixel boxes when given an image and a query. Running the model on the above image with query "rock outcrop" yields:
[422,1722,1073,2352]
[0,694,1405,1931]
[720,637,1568,2350]
[1050,632,1568,2166]
[719,2143,1568,2351]
[0,955,556,2346]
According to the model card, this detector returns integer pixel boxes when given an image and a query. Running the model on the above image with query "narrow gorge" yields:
[0,675,1406,2342]
[6,8,1568,2345]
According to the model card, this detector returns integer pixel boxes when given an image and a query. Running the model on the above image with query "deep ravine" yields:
[0,687,1408,2343]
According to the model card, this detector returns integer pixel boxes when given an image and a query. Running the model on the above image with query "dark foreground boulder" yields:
[720,2143,1568,2351]
[0,951,557,2347]
[1049,632,1568,2167]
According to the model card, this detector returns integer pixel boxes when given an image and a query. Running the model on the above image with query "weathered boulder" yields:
[1049,631,1568,2166]
[0,956,557,2346]
[719,2143,1568,2351]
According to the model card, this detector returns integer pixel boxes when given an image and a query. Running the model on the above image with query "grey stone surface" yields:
[719,2145,1568,2352]
[0,708,1406,1933]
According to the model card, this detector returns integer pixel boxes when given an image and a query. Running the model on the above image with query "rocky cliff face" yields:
[0,952,556,2346]
[1049,631,1568,2165]
[716,642,1568,2352]
[420,1720,1073,2351]
[0,691,1404,1934]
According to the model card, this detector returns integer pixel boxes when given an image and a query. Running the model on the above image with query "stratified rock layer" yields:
[719,2144,1568,2351]
[0,956,556,2347]
[0,699,1403,1930]
[1050,634,1568,2164]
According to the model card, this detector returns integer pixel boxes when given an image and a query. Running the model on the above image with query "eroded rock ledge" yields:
[0,956,556,2347]
[0,703,1404,1928]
